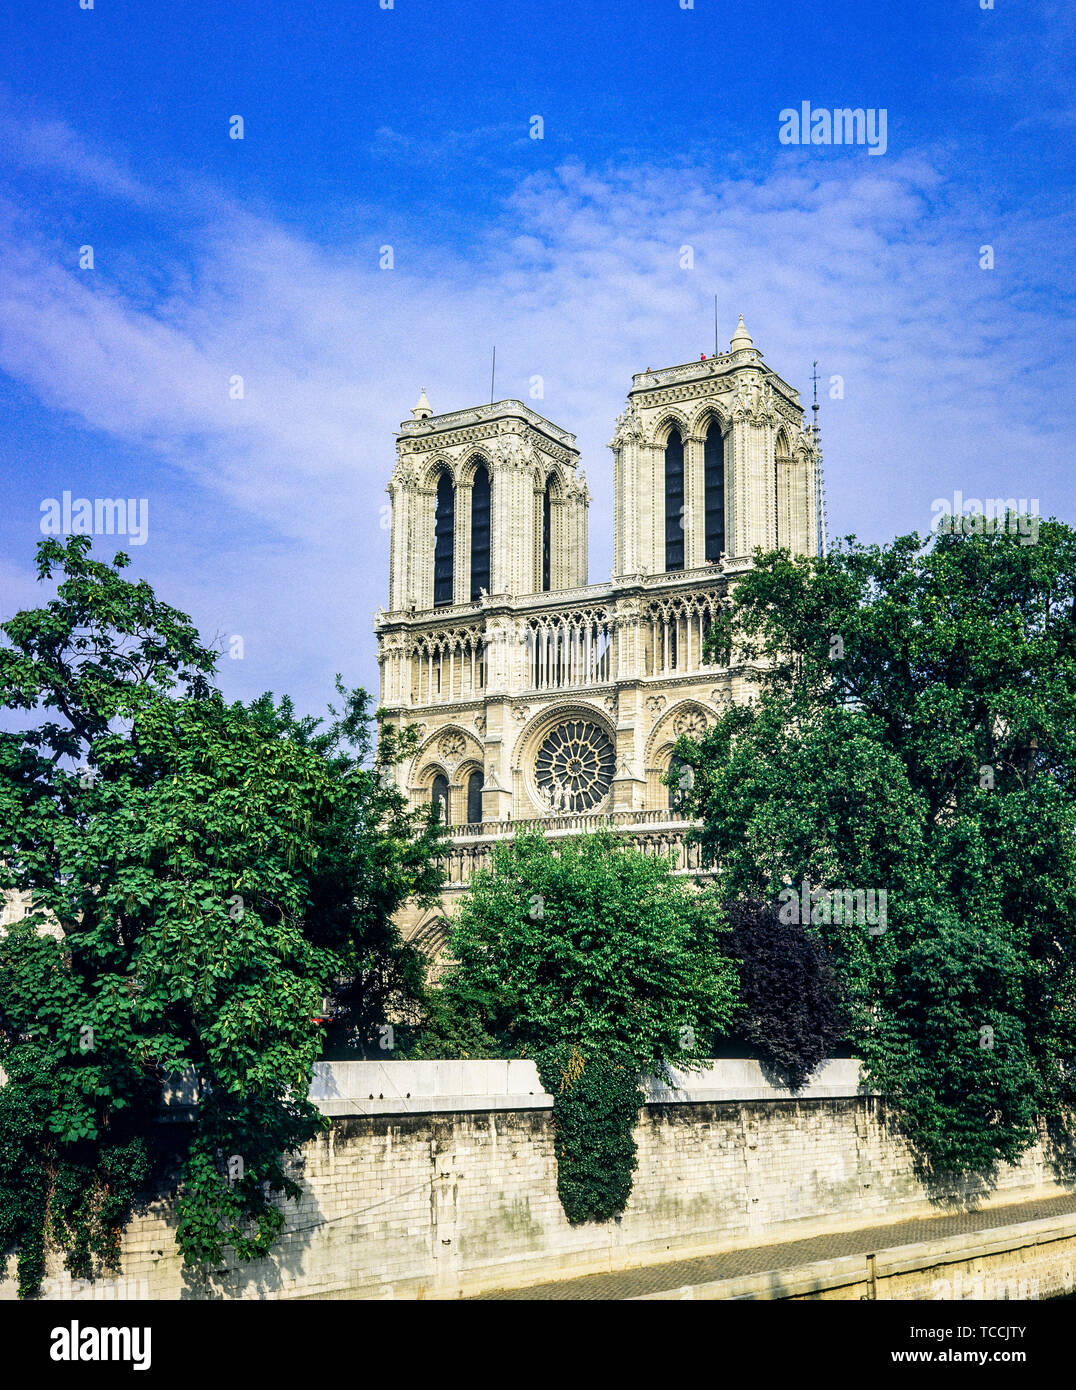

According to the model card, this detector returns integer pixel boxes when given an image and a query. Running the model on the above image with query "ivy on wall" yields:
[536,1045,644,1225]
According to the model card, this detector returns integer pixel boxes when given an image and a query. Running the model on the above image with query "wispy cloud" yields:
[370,122,525,166]
[1,112,1073,712]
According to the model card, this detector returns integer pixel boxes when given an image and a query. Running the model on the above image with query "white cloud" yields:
[0,117,1072,713]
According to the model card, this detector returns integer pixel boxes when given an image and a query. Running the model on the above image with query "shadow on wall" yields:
[145,1131,328,1302]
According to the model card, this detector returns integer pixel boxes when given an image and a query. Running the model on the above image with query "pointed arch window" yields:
[470,462,491,600]
[664,429,684,572]
[466,770,484,825]
[434,473,455,607]
[431,774,450,824]
[542,478,553,591]
[704,420,725,562]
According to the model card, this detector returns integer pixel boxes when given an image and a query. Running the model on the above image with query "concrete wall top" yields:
[4,1057,867,1118]
[308,1057,866,1116]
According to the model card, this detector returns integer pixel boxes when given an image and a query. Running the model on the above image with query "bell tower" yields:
[386,393,588,613]
[610,316,820,577]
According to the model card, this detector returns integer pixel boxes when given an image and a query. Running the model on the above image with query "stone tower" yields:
[385,396,588,614]
[611,316,818,574]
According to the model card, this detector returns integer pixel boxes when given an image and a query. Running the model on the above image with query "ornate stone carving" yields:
[493,434,530,469]
[610,400,642,448]
[512,705,531,723]
[750,380,777,427]
[473,713,486,736]
[730,381,753,421]
[645,695,667,716]
[673,709,709,738]
[438,732,465,761]
[389,458,417,487]
[541,782,571,815]
[793,428,815,460]
[568,471,591,503]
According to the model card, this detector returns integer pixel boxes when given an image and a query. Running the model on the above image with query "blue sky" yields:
[1,0,1073,716]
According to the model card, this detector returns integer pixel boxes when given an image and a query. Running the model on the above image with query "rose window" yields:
[535,720,615,813]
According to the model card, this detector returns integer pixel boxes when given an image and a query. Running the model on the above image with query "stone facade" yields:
[375,321,824,951]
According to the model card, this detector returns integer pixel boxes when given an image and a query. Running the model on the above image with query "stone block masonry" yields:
[2,1063,1074,1300]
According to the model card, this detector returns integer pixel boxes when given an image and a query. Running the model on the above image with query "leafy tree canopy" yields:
[427,829,738,1075]
[0,537,445,1295]
[683,522,1076,1173]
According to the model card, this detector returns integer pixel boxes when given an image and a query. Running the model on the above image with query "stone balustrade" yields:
[434,810,713,886]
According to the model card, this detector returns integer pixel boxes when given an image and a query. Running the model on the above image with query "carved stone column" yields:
[610,401,643,577]
[683,434,706,570]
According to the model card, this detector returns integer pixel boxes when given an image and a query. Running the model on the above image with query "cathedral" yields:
[374,317,824,956]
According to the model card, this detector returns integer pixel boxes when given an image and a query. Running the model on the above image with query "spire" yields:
[411,387,433,420]
[811,360,829,559]
[730,314,754,354]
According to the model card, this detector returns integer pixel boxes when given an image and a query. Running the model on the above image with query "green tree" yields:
[0,537,445,1295]
[683,521,1076,1174]
[431,829,737,1071]
[425,829,738,1220]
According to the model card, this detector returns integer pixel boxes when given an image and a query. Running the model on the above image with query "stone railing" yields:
[631,355,735,389]
[375,564,750,633]
[631,560,761,591]
[628,358,802,407]
[397,399,578,448]
[435,811,712,886]
[450,807,691,839]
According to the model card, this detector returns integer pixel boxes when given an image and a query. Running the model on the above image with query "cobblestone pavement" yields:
[470,1191,1076,1300]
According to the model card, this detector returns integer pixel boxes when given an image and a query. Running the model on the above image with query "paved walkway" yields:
[470,1191,1076,1300]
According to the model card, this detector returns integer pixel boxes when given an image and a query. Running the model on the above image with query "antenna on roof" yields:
[490,346,496,405]
[714,294,719,357]
[811,360,829,558]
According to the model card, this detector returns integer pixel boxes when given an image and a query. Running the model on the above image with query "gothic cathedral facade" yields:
[374,318,823,956]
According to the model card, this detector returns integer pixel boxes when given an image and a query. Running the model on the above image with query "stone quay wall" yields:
[2,1060,1073,1300]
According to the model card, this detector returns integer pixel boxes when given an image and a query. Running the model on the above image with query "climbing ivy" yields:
[536,1045,644,1225]
[0,1043,151,1299]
